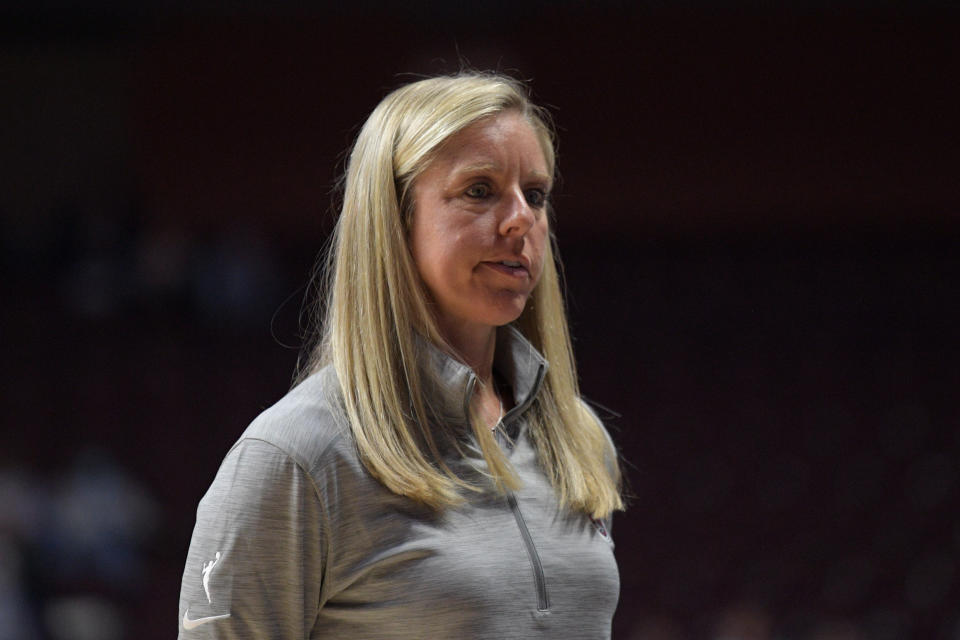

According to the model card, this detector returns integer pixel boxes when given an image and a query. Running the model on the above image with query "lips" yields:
[481,259,531,279]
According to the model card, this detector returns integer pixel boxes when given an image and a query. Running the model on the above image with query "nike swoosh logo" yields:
[183,610,231,630]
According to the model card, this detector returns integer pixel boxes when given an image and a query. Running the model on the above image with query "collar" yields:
[418,325,548,436]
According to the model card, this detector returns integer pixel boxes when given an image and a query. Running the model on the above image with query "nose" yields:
[498,189,536,238]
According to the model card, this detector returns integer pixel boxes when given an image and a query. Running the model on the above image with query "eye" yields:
[524,188,548,208]
[465,183,491,199]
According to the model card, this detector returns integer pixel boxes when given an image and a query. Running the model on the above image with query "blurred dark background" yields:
[2,1,959,639]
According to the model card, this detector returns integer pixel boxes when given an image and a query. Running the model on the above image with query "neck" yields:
[434,320,504,429]
[437,321,497,385]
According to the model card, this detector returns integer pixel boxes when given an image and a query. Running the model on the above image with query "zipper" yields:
[507,492,550,611]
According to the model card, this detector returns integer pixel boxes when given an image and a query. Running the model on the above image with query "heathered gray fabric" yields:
[178,327,619,639]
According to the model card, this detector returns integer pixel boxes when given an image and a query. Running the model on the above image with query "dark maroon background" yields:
[2,3,959,638]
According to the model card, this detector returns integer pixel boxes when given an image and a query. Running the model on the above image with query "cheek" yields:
[410,210,450,266]
[410,230,445,295]
[413,234,467,297]
[408,232,429,279]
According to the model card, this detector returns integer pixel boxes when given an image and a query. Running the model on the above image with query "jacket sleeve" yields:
[178,438,326,639]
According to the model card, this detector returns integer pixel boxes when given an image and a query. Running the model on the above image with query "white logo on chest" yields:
[202,551,221,603]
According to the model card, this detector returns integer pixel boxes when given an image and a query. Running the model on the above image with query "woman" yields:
[178,72,623,639]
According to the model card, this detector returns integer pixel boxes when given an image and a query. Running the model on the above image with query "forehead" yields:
[428,111,551,176]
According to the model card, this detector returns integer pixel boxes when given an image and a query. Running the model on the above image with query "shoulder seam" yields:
[229,433,345,504]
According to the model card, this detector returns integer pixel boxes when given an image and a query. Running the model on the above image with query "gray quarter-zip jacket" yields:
[178,327,619,639]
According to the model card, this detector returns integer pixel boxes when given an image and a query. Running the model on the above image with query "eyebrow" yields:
[457,162,498,174]
[456,163,553,186]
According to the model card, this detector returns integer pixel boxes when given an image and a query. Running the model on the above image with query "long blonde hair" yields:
[299,72,622,519]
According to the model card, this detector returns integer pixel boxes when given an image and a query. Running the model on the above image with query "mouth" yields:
[481,259,531,279]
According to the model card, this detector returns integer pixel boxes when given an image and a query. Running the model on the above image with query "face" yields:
[409,110,551,340]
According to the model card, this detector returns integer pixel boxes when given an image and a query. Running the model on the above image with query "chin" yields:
[487,301,528,327]
[461,291,531,328]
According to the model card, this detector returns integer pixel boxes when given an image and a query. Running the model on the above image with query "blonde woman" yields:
[178,72,623,639]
